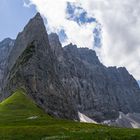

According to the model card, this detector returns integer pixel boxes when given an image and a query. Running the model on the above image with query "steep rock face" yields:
[2,13,78,120]
[0,38,14,90]
[49,34,140,122]
[2,13,140,123]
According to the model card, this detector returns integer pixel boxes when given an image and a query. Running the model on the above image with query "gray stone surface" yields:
[2,13,78,120]
[0,38,14,90]
[103,112,140,128]
[1,13,140,124]
[55,42,140,122]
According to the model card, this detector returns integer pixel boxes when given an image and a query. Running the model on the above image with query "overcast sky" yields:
[0,0,140,82]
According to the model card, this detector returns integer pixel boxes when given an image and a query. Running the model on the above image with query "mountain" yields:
[0,38,14,90]
[2,13,78,120]
[1,13,140,127]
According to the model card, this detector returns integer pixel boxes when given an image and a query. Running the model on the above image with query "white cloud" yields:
[24,0,140,80]
[24,0,95,49]
[78,0,140,80]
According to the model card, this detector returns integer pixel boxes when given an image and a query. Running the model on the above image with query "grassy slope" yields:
[0,90,140,140]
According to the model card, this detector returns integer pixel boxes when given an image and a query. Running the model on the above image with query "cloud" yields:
[78,0,140,80]
[24,0,140,80]
[24,0,96,49]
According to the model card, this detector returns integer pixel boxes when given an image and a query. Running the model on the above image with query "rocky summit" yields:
[0,13,140,127]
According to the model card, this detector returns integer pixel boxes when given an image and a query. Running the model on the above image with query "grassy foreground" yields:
[0,90,140,140]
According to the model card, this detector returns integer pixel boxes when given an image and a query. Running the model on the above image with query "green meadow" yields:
[0,89,139,140]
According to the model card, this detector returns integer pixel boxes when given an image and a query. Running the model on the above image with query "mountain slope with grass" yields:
[0,89,47,121]
[0,89,140,140]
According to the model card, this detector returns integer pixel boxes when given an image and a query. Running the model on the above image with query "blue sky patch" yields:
[0,0,36,41]
[66,2,96,25]
[58,29,68,43]
[66,2,102,49]
[93,25,102,48]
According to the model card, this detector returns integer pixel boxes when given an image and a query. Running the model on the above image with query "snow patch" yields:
[130,122,140,128]
[27,116,38,120]
[78,112,97,124]
[102,112,140,128]
[42,136,69,140]
[78,111,140,128]
[102,120,112,126]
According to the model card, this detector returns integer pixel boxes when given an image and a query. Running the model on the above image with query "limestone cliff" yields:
[1,13,140,124]
[0,38,14,90]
